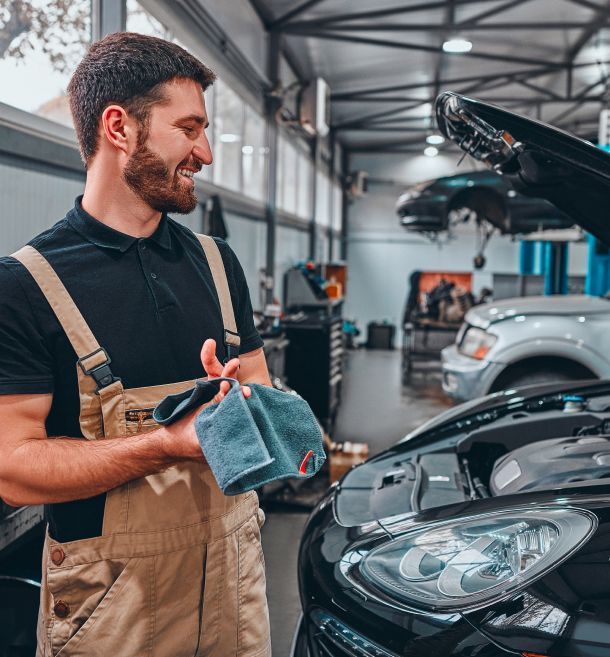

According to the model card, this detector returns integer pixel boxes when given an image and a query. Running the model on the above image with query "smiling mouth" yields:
[177,168,196,183]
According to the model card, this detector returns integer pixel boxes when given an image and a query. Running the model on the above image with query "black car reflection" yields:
[293,95,610,657]
[294,381,610,657]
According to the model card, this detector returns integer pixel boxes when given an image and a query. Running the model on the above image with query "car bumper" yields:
[441,345,502,401]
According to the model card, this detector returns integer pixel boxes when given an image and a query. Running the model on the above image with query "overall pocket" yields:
[47,555,154,657]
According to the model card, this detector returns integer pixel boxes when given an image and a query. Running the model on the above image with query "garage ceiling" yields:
[249,0,610,153]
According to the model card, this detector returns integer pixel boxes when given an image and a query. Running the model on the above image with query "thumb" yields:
[200,339,223,377]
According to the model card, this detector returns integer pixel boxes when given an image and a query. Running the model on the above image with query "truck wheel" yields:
[495,368,579,392]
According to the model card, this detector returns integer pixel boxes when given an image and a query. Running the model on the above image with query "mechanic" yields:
[0,32,272,657]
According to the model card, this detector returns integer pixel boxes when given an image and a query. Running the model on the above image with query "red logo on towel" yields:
[299,450,314,474]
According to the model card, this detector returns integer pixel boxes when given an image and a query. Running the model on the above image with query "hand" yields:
[156,339,252,461]
[200,338,251,403]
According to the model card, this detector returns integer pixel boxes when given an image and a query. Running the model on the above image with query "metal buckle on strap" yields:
[77,347,120,392]
[223,329,241,365]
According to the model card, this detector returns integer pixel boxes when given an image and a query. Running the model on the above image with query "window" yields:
[126,0,172,38]
[296,151,313,219]
[242,105,267,201]
[213,80,244,193]
[0,0,91,127]
[332,182,343,232]
[315,172,331,227]
[282,140,298,215]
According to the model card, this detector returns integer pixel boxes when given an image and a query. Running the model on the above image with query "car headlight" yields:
[358,507,596,612]
[459,327,497,359]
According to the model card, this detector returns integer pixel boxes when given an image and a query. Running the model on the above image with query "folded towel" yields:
[153,378,325,495]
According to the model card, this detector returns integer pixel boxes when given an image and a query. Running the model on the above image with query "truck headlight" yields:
[459,327,497,359]
[359,507,596,612]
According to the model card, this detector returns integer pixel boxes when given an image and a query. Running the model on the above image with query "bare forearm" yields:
[0,428,183,506]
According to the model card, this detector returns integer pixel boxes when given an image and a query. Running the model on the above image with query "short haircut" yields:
[67,32,216,166]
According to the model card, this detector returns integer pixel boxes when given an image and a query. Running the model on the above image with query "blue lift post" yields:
[521,240,569,294]
[543,241,569,295]
[585,233,610,296]
[519,241,539,275]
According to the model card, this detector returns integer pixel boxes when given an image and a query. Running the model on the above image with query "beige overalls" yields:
[13,235,271,657]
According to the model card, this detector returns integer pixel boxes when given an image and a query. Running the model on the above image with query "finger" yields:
[221,358,240,379]
[200,339,223,378]
[242,386,251,399]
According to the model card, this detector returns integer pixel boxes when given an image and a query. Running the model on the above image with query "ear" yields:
[100,104,136,155]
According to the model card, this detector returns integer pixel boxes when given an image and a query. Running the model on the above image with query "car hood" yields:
[435,92,610,244]
[465,294,610,329]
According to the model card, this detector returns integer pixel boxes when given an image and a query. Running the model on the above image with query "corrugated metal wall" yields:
[0,161,84,253]
[0,160,311,312]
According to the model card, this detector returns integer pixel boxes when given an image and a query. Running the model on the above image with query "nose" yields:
[193,130,213,167]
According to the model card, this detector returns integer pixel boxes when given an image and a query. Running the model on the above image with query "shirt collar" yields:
[67,196,172,253]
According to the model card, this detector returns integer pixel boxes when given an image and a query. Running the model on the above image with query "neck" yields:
[81,165,162,238]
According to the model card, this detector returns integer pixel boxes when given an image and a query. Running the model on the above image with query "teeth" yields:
[178,169,194,178]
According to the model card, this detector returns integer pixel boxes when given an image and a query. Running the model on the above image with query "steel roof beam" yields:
[568,0,610,62]
[333,95,604,103]
[336,126,432,132]
[332,59,610,99]
[565,0,604,10]
[269,0,329,29]
[288,30,563,68]
[550,77,606,122]
[282,21,610,32]
[276,0,507,31]
[457,0,534,26]
[516,79,563,98]
[334,101,430,130]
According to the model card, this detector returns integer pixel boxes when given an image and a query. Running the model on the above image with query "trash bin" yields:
[366,322,395,349]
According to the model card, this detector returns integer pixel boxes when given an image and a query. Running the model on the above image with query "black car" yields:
[396,170,574,236]
[293,96,610,657]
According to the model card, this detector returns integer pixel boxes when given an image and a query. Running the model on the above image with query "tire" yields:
[498,368,576,391]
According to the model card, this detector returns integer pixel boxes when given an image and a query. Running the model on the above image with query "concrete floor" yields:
[261,348,453,655]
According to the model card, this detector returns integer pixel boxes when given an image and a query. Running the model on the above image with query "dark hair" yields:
[67,32,216,166]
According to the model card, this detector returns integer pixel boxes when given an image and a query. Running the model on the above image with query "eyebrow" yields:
[176,114,209,130]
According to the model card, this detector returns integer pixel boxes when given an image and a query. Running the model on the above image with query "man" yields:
[0,32,271,656]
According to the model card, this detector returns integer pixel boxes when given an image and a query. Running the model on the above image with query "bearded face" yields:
[123,139,200,214]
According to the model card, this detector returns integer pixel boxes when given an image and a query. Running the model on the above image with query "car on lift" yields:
[292,95,610,657]
[396,169,574,236]
[441,294,610,401]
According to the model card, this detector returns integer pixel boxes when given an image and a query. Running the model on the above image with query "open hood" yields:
[436,92,610,245]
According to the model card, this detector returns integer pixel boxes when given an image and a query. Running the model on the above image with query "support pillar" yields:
[519,241,537,275]
[585,234,610,296]
[309,137,320,261]
[264,33,281,307]
[92,0,126,40]
[340,149,349,261]
[543,242,569,295]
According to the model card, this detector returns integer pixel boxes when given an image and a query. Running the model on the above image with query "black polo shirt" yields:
[0,197,263,542]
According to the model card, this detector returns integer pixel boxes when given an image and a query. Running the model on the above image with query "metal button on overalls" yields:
[50,548,65,566]
[13,234,271,657]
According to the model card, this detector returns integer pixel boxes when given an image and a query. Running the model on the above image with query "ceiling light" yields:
[241,145,254,155]
[220,133,240,143]
[424,146,439,157]
[426,134,445,145]
[443,37,473,54]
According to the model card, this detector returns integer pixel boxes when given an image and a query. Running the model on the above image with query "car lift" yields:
[520,240,569,295]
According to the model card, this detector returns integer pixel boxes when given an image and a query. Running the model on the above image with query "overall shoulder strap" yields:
[195,234,241,362]
[11,245,119,390]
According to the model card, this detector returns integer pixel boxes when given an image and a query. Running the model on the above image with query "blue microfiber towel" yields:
[153,378,325,495]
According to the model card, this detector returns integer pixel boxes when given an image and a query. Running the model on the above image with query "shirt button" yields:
[54,601,70,618]
[151,273,158,280]
[50,548,65,566]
